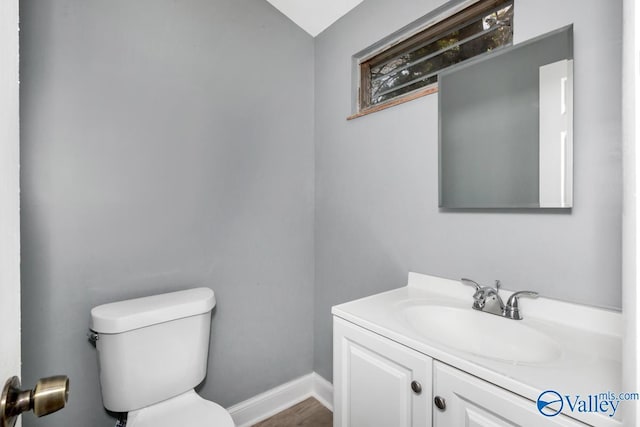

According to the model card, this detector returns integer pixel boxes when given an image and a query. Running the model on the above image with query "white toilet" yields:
[90,288,235,427]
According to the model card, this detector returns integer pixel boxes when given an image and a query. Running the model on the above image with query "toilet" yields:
[89,288,235,427]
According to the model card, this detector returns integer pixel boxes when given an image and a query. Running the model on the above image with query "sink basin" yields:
[401,304,562,364]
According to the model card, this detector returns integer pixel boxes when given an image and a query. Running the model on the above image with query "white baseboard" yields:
[227,372,333,427]
[311,372,334,411]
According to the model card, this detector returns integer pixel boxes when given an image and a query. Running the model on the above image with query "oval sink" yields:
[401,304,561,364]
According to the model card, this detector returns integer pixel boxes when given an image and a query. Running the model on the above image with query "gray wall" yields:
[19,1,314,426]
[314,0,622,381]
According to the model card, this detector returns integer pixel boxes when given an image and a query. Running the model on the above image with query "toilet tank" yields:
[90,288,216,412]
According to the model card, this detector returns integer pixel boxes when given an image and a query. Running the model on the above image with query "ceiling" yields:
[264,0,364,37]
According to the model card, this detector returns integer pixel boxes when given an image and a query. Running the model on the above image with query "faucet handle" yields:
[504,291,538,320]
[460,278,481,291]
[461,278,486,310]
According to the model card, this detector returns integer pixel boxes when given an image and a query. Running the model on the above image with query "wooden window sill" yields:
[347,84,439,120]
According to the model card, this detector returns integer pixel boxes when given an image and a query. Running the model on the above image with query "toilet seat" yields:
[126,390,235,427]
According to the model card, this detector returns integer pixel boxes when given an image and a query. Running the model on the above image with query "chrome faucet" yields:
[460,278,538,320]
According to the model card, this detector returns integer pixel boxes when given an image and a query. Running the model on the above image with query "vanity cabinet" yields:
[333,317,432,427]
[334,316,590,427]
[433,361,589,427]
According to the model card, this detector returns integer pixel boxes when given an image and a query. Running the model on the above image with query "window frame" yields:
[349,0,513,120]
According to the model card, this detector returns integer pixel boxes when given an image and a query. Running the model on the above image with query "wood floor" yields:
[252,397,333,427]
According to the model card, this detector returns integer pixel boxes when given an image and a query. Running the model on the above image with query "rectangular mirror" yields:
[438,25,573,208]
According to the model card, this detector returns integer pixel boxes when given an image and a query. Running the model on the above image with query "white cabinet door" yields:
[333,316,432,427]
[433,361,589,427]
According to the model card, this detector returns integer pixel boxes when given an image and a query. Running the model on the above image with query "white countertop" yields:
[332,272,623,427]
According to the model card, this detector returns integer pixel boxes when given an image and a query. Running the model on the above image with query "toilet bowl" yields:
[90,288,234,427]
[127,390,233,427]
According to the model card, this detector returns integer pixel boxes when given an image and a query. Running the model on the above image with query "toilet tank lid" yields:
[90,288,216,334]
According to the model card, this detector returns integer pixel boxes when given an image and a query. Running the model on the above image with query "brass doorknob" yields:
[1,375,69,427]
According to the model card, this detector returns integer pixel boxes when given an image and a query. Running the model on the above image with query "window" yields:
[354,0,513,117]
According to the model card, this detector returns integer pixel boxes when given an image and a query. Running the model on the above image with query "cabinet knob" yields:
[410,380,422,394]
[434,395,446,411]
